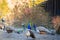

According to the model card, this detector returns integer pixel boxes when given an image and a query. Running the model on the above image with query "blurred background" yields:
[0,0,60,34]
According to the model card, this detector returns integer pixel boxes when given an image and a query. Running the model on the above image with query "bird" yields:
[0,25,5,31]
[26,23,35,38]
[0,26,13,33]
[26,29,36,38]
[5,27,13,33]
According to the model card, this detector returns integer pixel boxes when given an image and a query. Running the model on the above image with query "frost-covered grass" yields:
[0,30,59,40]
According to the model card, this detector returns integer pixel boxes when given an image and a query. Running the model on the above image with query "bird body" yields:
[5,27,13,33]
[6,29,13,33]
[26,30,30,37]
[26,30,35,38]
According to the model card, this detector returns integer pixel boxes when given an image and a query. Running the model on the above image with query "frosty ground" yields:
[0,30,59,40]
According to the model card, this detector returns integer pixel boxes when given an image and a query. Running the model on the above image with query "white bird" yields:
[37,26,52,33]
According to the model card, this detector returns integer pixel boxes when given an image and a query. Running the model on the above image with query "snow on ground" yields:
[0,30,59,40]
